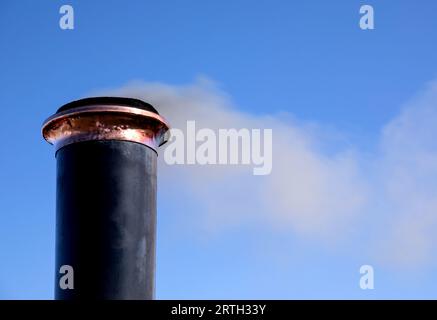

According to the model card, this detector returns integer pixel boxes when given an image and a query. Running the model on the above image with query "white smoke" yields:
[97,77,437,269]
[372,81,437,268]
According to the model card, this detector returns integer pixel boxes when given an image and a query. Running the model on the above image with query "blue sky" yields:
[1,0,437,299]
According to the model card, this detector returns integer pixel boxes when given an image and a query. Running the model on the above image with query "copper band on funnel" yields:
[42,105,170,152]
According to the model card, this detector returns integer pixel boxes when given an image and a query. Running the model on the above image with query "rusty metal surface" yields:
[42,105,170,152]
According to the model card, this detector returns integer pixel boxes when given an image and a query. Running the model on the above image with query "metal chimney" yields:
[42,97,170,300]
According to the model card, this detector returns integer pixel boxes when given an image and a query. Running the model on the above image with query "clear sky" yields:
[1,0,437,299]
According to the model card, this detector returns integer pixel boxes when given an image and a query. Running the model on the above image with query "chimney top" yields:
[42,96,170,152]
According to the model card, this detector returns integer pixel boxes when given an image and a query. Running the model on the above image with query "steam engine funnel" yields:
[42,97,170,300]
